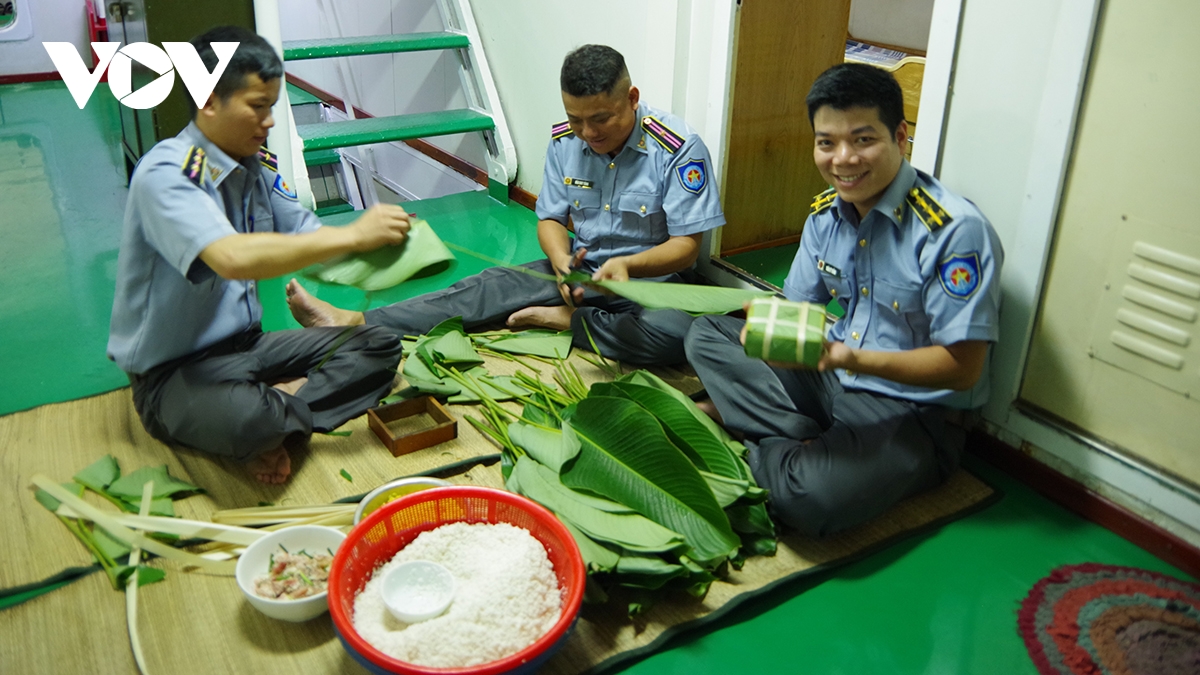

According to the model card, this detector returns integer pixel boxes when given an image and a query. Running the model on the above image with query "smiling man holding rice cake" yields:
[686,63,1004,537]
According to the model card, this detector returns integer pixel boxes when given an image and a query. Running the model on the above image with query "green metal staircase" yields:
[275,1,516,209]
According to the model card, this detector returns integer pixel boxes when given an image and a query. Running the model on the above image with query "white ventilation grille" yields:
[1092,216,1200,396]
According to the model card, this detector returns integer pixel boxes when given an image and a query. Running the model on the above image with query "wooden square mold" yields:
[366,396,457,457]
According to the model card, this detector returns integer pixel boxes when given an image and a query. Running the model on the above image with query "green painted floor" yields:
[723,242,799,289]
[1,81,1194,674]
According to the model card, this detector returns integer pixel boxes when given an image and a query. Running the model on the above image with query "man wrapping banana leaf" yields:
[286,44,724,365]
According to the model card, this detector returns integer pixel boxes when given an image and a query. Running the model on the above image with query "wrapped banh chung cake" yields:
[742,297,827,367]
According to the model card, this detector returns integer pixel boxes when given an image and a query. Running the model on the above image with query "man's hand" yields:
[592,257,630,282]
[552,248,587,306]
[818,341,854,371]
[349,204,410,251]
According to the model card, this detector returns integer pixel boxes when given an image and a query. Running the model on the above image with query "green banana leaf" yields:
[475,330,573,359]
[612,554,690,590]
[93,525,132,560]
[617,370,749,465]
[561,396,740,565]
[72,455,120,494]
[446,370,533,404]
[121,496,176,517]
[508,457,687,555]
[560,520,619,573]
[725,484,777,556]
[35,482,85,513]
[592,381,744,479]
[403,355,446,386]
[507,422,579,473]
[561,272,773,315]
[522,396,563,429]
[700,471,767,508]
[307,218,455,291]
[426,331,483,368]
[610,373,776,548]
[107,465,201,500]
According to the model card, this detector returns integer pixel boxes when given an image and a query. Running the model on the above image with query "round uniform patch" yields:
[273,173,298,201]
[938,252,981,299]
[676,158,707,194]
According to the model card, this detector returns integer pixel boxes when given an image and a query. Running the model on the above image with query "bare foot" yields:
[507,305,574,331]
[270,376,308,396]
[286,279,365,328]
[696,399,725,426]
[247,446,291,484]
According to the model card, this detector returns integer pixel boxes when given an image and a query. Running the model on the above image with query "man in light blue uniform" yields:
[108,27,410,484]
[686,63,1004,536]
[286,44,724,365]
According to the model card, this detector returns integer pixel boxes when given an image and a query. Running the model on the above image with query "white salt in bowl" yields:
[235,525,347,622]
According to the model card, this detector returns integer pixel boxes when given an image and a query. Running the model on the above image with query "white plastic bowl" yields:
[380,560,456,623]
[235,525,347,622]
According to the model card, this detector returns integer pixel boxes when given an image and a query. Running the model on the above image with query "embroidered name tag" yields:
[563,177,594,189]
[817,260,842,278]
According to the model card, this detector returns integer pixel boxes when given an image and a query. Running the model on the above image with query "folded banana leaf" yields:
[306,218,455,291]
[474,330,573,359]
[561,271,773,315]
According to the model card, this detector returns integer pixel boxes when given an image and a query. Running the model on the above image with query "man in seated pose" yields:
[286,44,725,365]
[108,26,410,484]
[685,63,1004,536]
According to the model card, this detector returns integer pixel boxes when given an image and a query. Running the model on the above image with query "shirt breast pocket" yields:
[567,187,602,214]
[249,210,274,233]
[872,278,930,350]
[822,275,852,311]
[617,191,666,242]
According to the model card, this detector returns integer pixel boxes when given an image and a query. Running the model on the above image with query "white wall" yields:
[277,0,735,197]
[0,0,88,77]
[848,0,935,52]
[932,0,1200,542]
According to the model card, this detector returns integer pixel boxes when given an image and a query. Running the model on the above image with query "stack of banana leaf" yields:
[467,367,777,612]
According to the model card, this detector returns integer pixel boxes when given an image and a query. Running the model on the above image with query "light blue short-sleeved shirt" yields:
[534,103,725,273]
[107,122,321,374]
[783,160,1004,409]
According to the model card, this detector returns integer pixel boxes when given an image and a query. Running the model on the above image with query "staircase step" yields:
[282,33,469,61]
[315,199,355,217]
[285,81,322,105]
[303,148,342,167]
[296,109,494,152]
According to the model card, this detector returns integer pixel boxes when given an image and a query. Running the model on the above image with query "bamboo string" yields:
[126,481,153,675]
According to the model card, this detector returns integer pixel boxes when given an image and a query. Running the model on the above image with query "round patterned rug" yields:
[1018,563,1200,675]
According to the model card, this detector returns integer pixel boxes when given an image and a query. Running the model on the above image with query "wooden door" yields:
[719,0,851,255]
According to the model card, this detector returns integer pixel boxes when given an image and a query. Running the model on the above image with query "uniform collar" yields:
[832,159,917,229]
[181,122,256,188]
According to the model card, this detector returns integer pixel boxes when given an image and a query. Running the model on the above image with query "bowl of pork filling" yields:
[236,525,347,622]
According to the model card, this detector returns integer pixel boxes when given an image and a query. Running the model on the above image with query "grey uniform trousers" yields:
[685,314,963,537]
[129,325,402,462]
[364,259,696,366]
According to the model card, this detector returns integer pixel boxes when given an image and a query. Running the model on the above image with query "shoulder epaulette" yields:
[906,186,954,231]
[810,187,836,215]
[181,145,207,187]
[641,116,684,153]
[551,120,573,140]
[257,146,278,172]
